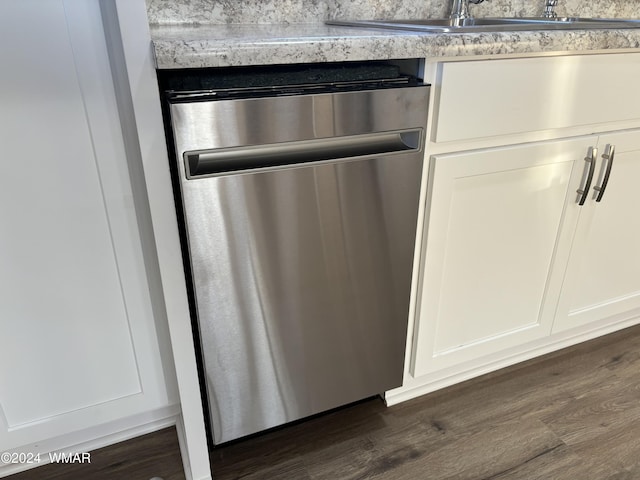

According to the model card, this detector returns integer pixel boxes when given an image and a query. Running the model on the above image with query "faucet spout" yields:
[450,0,472,22]
[450,0,485,23]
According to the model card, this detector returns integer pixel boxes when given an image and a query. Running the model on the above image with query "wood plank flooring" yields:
[8,427,185,480]
[210,324,640,480]
[9,323,640,479]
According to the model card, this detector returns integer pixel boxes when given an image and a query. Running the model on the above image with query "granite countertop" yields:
[150,23,640,69]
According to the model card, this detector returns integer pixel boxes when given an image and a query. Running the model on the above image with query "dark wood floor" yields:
[9,427,185,480]
[11,323,640,479]
[210,324,640,480]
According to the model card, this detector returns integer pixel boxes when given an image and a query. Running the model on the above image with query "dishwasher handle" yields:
[184,129,422,179]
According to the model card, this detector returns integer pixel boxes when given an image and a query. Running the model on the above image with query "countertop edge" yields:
[150,24,640,69]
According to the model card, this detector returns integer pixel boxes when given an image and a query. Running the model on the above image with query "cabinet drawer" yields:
[434,53,640,143]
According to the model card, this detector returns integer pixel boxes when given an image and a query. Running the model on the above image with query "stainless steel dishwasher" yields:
[166,68,429,444]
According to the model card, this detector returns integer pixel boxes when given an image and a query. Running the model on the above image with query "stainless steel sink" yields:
[326,17,640,33]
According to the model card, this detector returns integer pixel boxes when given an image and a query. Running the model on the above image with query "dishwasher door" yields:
[169,85,429,444]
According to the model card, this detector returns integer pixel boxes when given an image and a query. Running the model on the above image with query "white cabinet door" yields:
[552,129,640,333]
[411,137,596,377]
[0,0,176,465]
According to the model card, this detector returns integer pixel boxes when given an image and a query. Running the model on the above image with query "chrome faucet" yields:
[542,0,558,18]
[450,0,485,24]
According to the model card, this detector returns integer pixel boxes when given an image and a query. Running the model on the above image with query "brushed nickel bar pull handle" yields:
[576,146,597,206]
[593,144,615,203]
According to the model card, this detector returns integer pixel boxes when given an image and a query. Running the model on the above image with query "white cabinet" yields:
[0,1,177,473]
[553,129,640,333]
[392,53,640,405]
[411,137,595,376]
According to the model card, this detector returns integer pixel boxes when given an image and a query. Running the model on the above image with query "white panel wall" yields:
[0,1,179,475]
[0,1,141,427]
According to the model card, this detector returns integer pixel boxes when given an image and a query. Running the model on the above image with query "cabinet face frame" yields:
[410,136,596,377]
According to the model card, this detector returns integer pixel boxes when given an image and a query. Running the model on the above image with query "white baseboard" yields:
[386,314,640,406]
[0,405,180,478]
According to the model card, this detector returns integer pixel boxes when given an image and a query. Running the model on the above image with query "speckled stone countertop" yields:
[150,23,640,69]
